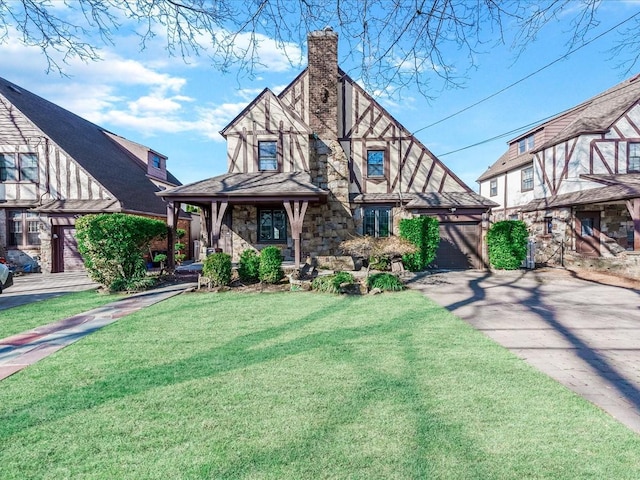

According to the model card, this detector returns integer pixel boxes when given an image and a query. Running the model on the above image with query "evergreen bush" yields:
[258,246,283,284]
[237,249,260,282]
[76,213,167,292]
[399,216,439,271]
[202,252,232,286]
[311,271,356,293]
[487,220,529,270]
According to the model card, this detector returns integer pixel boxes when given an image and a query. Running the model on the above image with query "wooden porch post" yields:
[626,198,640,251]
[210,201,229,250]
[166,201,180,269]
[283,200,309,269]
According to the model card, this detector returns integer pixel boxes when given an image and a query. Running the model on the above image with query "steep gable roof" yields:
[477,150,534,182]
[0,76,181,216]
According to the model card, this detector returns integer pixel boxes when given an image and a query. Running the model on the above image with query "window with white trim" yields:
[518,134,535,154]
[521,166,534,191]
[489,178,498,197]
[0,153,38,182]
[258,141,278,171]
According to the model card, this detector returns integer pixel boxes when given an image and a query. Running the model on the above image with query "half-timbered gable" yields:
[0,76,185,274]
[159,28,495,270]
[478,73,640,278]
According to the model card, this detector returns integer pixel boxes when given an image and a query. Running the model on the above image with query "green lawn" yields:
[1,290,639,479]
[0,290,117,339]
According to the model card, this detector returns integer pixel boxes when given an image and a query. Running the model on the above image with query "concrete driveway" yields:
[407,268,640,434]
[0,271,98,311]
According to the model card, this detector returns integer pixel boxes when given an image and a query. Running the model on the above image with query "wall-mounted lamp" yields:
[449,207,457,213]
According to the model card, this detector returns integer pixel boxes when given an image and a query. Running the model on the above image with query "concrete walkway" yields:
[0,282,196,381]
[407,268,640,435]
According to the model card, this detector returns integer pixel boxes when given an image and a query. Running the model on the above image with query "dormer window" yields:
[151,154,162,169]
[518,134,535,154]
[258,141,278,171]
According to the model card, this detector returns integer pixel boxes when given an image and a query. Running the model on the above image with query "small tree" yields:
[487,220,529,270]
[76,213,167,291]
[399,216,439,271]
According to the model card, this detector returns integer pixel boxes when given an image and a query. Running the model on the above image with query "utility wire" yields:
[412,11,640,137]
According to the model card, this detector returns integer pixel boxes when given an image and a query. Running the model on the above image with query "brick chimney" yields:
[307,28,339,139]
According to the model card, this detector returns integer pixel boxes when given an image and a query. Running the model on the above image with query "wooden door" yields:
[575,211,601,257]
[61,227,85,271]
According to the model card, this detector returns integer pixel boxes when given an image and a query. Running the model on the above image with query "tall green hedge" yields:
[487,220,529,270]
[259,246,283,284]
[399,216,439,271]
[203,252,232,286]
[76,213,167,291]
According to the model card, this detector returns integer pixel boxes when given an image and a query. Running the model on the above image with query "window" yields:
[629,143,640,172]
[363,207,391,237]
[8,210,41,246]
[259,208,287,243]
[366,150,385,177]
[258,141,278,171]
[151,154,162,169]
[489,179,498,197]
[0,153,38,182]
[521,166,534,191]
[518,134,535,154]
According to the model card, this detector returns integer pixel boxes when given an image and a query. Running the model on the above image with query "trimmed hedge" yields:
[259,246,283,284]
[487,220,529,270]
[237,249,260,282]
[76,213,167,291]
[203,252,232,286]
[399,216,439,271]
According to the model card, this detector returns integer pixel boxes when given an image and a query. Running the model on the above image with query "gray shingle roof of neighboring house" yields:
[157,172,328,200]
[350,192,498,209]
[0,76,181,216]
[478,73,640,183]
[477,150,534,182]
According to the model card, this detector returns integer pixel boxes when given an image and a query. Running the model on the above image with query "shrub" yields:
[366,272,405,291]
[311,271,356,293]
[76,213,167,292]
[368,256,389,271]
[202,252,232,286]
[399,216,439,271]
[238,249,260,282]
[487,220,529,270]
[259,246,283,284]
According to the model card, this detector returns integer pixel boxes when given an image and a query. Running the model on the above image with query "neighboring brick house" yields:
[0,76,189,273]
[478,74,640,278]
[159,28,495,270]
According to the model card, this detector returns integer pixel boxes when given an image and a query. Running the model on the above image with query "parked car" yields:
[0,261,13,293]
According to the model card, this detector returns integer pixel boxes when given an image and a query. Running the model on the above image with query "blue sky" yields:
[1,2,639,190]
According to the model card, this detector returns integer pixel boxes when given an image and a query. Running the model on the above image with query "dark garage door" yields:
[436,223,482,269]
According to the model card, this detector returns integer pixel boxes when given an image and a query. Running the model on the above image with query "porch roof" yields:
[156,171,328,204]
[350,192,497,209]
[32,199,122,213]
[522,177,640,212]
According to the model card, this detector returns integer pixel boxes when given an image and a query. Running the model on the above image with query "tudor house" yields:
[0,76,189,273]
[159,28,495,270]
[478,74,640,278]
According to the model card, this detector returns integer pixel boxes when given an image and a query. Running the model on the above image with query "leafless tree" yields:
[1,0,638,97]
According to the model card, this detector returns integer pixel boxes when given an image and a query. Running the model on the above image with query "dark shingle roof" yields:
[158,171,328,200]
[477,150,533,182]
[406,192,498,209]
[0,76,181,216]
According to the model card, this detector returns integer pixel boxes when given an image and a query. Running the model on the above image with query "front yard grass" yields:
[0,290,117,339]
[1,290,639,479]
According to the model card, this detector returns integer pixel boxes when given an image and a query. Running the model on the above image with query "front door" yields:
[576,211,600,257]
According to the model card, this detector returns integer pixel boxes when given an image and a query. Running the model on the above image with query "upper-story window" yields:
[367,150,385,177]
[489,178,498,197]
[258,141,278,171]
[521,166,534,191]
[629,142,640,172]
[518,134,535,154]
[0,153,38,182]
[151,154,162,169]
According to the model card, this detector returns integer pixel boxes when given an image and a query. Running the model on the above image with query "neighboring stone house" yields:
[0,76,189,273]
[159,28,495,270]
[478,74,640,278]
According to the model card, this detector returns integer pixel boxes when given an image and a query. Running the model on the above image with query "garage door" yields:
[61,228,85,272]
[436,223,482,269]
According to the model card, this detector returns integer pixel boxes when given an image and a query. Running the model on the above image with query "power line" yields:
[412,11,640,137]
